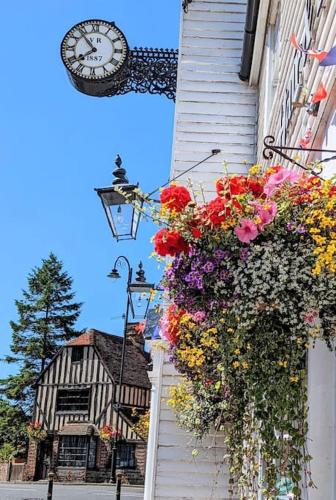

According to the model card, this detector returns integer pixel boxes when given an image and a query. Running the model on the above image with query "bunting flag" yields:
[290,33,336,66]
[311,82,328,104]
[299,128,312,149]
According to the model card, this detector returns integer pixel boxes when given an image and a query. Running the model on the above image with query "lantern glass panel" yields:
[95,184,143,240]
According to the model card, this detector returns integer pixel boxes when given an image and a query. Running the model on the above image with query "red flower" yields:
[191,227,202,238]
[246,178,264,197]
[160,185,192,212]
[216,176,249,197]
[160,304,185,345]
[154,228,189,256]
[207,197,231,226]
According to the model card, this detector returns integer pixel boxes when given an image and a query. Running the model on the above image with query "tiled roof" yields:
[67,330,95,346]
[67,329,151,389]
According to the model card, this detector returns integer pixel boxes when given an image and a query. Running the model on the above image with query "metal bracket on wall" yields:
[263,135,336,177]
[106,47,178,101]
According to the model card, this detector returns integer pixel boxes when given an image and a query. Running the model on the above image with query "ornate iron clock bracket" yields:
[182,0,193,13]
[263,135,336,178]
[106,47,178,101]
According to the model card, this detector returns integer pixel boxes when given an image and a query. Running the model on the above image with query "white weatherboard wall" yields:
[144,1,256,499]
[145,345,232,500]
[172,0,257,197]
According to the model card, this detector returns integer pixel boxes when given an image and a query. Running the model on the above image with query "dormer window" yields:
[71,346,84,363]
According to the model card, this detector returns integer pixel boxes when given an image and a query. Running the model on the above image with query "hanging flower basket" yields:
[152,165,336,498]
[99,425,122,444]
[26,422,47,443]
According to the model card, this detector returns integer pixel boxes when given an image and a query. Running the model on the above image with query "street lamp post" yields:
[108,256,154,484]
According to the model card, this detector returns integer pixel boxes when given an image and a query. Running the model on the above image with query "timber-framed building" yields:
[26,328,150,484]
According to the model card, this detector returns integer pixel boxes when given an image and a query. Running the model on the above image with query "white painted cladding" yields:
[171,0,257,199]
[145,1,257,498]
[145,345,235,500]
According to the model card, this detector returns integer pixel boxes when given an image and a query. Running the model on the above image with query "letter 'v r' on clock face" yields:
[61,20,128,80]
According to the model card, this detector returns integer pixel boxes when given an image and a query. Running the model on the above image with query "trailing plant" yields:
[131,408,150,440]
[26,421,47,442]
[149,165,336,498]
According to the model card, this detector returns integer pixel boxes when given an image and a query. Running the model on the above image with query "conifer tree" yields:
[1,253,82,414]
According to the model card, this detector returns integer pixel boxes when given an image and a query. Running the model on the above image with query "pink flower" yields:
[234,219,259,243]
[256,202,277,228]
[303,310,320,326]
[264,168,299,196]
[192,311,206,322]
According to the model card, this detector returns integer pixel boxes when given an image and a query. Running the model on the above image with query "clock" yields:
[61,19,129,97]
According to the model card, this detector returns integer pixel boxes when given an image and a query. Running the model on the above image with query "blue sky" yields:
[0,0,180,377]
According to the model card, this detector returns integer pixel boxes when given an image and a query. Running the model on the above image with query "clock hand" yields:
[74,48,96,62]
[83,35,97,52]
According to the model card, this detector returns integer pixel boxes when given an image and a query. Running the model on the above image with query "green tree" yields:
[1,253,82,414]
[0,400,28,455]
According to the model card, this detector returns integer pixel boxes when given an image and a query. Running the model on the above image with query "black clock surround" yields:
[61,19,178,100]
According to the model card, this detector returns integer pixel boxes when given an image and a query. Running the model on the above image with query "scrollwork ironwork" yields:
[182,0,193,13]
[104,47,178,101]
[262,135,336,178]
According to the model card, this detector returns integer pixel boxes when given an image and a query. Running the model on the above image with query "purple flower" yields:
[287,222,295,231]
[220,269,230,281]
[297,224,307,234]
[239,248,249,261]
[203,261,215,273]
[185,271,203,289]
[214,249,226,260]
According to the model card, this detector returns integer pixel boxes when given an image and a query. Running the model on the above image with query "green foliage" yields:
[0,443,17,464]
[0,399,27,455]
[1,253,82,414]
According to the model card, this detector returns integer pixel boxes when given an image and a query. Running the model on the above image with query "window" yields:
[58,436,96,468]
[116,444,136,469]
[56,388,90,413]
[71,346,84,362]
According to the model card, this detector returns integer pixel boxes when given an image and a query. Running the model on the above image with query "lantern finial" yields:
[112,155,129,185]
[135,262,146,283]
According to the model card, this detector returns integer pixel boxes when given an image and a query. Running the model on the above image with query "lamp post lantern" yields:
[95,155,143,241]
[107,256,154,485]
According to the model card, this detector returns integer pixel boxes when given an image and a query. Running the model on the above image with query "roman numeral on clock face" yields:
[111,37,120,43]
[76,63,84,73]
[114,48,122,54]
[91,25,100,32]
[103,66,109,75]
[79,27,87,35]
[68,55,77,64]
[110,58,119,66]
[90,68,96,76]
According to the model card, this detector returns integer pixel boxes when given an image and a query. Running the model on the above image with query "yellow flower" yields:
[242,361,249,369]
[232,361,240,369]
[290,375,299,383]
[277,360,288,368]
[234,348,241,355]
[249,164,261,176]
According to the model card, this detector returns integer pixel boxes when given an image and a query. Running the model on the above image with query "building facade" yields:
[145,0,336,499]
[26,329,150,484]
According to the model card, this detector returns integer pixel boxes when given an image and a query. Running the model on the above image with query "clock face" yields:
[61,20,128,80]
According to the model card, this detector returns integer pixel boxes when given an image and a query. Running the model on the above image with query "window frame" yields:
[71,346,84,363]
[56,388,91,414]
[116,443,136,469]
[57,435,97,469]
